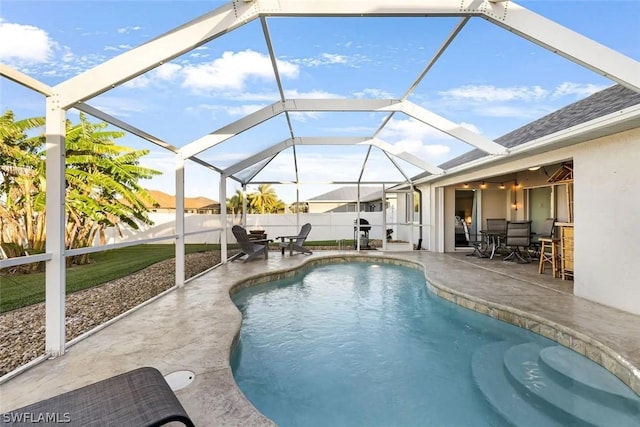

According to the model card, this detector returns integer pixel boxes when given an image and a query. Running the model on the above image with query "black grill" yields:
[354,218,371,232]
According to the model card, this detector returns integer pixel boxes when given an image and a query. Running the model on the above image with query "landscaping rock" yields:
[0,251,224,377]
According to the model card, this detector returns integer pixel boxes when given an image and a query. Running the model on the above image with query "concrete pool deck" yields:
[1,250,639,426]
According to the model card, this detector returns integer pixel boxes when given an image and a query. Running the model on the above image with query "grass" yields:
[0,244,217,313]
[0,240,348,313]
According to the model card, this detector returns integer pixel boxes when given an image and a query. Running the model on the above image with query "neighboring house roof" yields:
[414,84,640,179]
[146,189,219,210]
[306,186,381,203]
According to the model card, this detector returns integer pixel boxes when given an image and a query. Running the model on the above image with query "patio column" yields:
[356,184,361,251]
[382,184,387,251]
[435,186,445,253]
[175,154,185,287]
[242,184,247,226]
[45,97,66,357]
[220,174,227,263]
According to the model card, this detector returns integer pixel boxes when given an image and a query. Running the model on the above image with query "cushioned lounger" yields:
[0,367,195,427]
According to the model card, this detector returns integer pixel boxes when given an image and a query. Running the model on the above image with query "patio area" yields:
[1,249,639,426]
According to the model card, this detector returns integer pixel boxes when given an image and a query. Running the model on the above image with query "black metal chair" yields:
[503,220,532,263]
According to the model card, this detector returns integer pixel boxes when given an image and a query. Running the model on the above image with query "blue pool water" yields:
[231,262,640,427]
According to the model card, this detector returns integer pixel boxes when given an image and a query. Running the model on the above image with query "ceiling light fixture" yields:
[499,183,505,189]
[528,166,541,171]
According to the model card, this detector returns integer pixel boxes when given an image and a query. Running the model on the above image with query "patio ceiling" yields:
[3,0,640,189]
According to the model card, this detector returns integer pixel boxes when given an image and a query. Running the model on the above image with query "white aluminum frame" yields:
[0,0,638,372]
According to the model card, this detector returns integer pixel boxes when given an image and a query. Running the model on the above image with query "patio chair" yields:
[232,225,270,263]
[462,220,486,258]
[503,220,532,263]
[529,217,556,258]
[277,223,313,256]
[0,367,195,427]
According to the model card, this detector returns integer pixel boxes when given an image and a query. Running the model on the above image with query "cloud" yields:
[292,52,369,68]
[181,50,299,92]
[439,85,549,102]
[89,96,149,117]
[123,63,183,89]
[0,19,55,63]
[552,82,609,98]
[116,26,142,34]
[353,88,394,99]
[377,117,457,162]
[226,104,266,116]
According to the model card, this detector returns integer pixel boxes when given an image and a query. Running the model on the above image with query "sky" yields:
[1,0,639,204]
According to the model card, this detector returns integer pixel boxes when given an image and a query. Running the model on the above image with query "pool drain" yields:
[164,370,195,391]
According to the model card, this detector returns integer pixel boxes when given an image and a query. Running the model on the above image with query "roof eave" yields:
[415,103,640,185]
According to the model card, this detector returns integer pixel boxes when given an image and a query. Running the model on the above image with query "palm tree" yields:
[0,110,46,258]
[226,189,245,216]
[63,113,161,263]
[0,111,161,265]
[248,184,279,214]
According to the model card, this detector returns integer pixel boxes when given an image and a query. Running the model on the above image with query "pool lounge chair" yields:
[0,367,195,427]
[277,223,313,256]
[232,225,270,263]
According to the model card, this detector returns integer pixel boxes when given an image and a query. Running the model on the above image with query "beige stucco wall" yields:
[418,127,640,315]
[573,128,640,315]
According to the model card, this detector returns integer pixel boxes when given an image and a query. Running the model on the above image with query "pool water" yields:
[231,262,640,426]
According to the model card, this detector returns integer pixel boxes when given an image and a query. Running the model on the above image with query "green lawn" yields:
[0,240,347,313]
[0,244,218,313]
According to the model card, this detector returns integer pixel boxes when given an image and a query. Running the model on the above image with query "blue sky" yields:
[1,1,639,203]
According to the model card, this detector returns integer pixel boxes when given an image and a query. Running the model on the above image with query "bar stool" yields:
[538,237,560,278]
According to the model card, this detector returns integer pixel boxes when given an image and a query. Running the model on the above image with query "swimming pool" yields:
[231,262,640,426]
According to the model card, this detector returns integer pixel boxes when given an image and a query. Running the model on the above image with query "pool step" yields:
[539,345,640,408]
[504,343,640,426]
[471,342,564,427]
[472,341,640,427]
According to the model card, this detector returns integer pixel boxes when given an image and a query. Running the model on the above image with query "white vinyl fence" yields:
[99,211,423,247]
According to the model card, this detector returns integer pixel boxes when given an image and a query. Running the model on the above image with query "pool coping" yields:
[1,251,638,425]
[228,253,640,398]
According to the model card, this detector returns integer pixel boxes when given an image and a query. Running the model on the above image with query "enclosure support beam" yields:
[220,174,228,263]
[44,98,67,357]
[175,154,185,287]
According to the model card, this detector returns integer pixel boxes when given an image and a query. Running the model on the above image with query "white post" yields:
[382,184,387,251]
[296,185,300,229]
[220,174,228,262]
[435,187,445,253]
[175,154,185,287]
[45,97,66,357]
[241,184,247,226]
[356,184,361,251]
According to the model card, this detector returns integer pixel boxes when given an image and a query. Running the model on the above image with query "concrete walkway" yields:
[1,250,639,426]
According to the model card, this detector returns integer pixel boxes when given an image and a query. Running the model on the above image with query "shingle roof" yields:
[307,186,380,202]
[438,84,640,170]
[146,189,219,209]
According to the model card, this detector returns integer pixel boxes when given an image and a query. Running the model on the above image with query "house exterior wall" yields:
[417,127,640,315]
[573,128,640,315]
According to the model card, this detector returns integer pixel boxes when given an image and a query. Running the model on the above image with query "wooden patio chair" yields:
[232,225,270,263]
[277,223,313,256]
